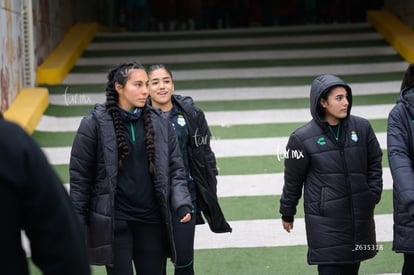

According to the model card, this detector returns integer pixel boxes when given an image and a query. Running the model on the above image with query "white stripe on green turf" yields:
[36,104,394,132]
[194,214,393,249]
[62,168,392,197]
[77,47,396,65]
[41,132,387,164]
[62,62,407,84]
[48,81,400,105]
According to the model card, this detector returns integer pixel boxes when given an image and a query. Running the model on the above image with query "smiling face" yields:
[116,68,149,110]
[320,86,349,125]
[148,68,174,111]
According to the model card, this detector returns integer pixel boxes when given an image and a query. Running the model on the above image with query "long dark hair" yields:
[105,62,156,175]
[401,63,414,91]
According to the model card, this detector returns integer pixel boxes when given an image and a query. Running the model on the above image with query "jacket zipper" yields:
[339,139,355,259]
[129,121,136,142]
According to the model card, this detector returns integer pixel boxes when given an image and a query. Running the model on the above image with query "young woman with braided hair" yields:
[70,62,192,275]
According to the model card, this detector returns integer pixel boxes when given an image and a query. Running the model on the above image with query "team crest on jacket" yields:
[177,115,186,127]
[351,131,358,142]
[317,137,326,145]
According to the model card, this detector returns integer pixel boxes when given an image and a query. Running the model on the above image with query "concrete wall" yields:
[385,0,414,29]
[32,0,74,68]
[0,0,86,112]
[0,0,24,112]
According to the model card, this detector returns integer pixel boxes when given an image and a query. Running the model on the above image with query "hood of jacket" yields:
[310,74,353,127]
[397,86,414,118]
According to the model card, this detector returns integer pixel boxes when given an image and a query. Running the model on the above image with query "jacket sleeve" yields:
[279,133,309,217]
[196,109,219,186]
[0,120,90,275]
[366,121,383,204]
[388,107,414,216]
[200,111,219,176]
[168,121,192,217]
[69,116,98,225]
[191,109,232,232]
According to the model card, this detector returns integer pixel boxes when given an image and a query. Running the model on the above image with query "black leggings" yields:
[106,220,169,275]
[317,262,360,275]
[172,205,196,275]
[163,205,196,275]
[403,253,414,275]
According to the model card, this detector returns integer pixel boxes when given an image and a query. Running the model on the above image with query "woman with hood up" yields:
[387,63,414,275]
[279,74,383,274]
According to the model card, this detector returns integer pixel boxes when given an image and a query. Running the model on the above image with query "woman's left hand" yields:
[180,212,191,223]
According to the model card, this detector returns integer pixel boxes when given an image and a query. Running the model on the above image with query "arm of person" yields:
[388,109,414,215]
[279,133,308,232]
[366,121,383,204]
[69,116,98,225]
[192,108,220,194]
[167,122,192,222]
[1,120,90,274]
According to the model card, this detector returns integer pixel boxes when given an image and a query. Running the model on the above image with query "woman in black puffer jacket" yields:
[280,74,383,275]
[70,62,192,275]
[147,64,232,275]
[388,63,414,275]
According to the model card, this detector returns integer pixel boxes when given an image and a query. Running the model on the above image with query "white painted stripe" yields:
[62,167,393,197]
[211,133,386,157]
[86,32,382,51]
[36,104,393,132]
[48,81,401,106]
[205,105,393,126]
[76,46,396,65]
[170,62,408,81]
[41,132,388,165]
[194,214,393,249]
[62,62,407,84]
[216,168,393,197]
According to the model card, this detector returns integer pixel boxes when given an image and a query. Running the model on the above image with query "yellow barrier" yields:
[4,88,49,134]
[36,22,101,85]
[367,9,414,63]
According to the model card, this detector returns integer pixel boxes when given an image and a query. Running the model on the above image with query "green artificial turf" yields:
[30,242,403,275]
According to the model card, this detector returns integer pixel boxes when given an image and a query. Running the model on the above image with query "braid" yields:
[105,62,146,171]
[143,106,156,176]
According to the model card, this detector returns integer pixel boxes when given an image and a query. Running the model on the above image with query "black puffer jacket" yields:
[171,95,232,233]
[280,75,383,264]
[0,118,90,275]
[388,86,414,253]
[70,104,192,265]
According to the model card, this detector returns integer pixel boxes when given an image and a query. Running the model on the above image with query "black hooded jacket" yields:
[280,75,383,264]
[388,86,414,253]
[168,94,231,233]
[0,118,90,274]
